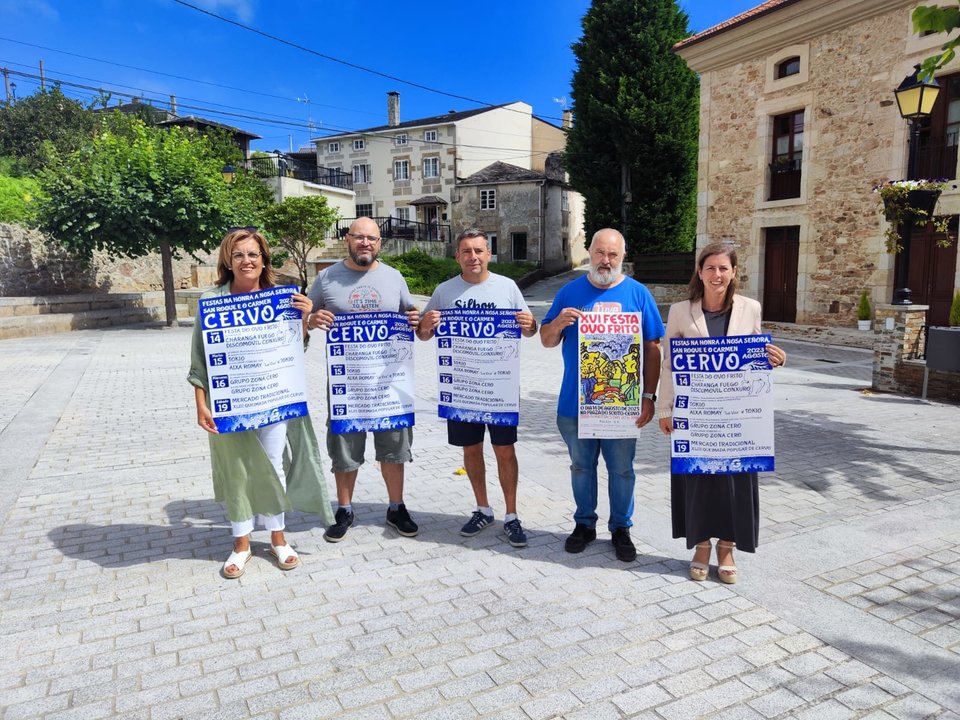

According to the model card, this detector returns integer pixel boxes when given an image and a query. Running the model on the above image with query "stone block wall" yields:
[872,303,959,402]
[0,222,215,296]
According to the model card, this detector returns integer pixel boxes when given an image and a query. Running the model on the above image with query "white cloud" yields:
[192,0,256,23]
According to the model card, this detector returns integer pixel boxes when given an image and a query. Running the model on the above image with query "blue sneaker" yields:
[504,518,527,548]
[460,510,494,537]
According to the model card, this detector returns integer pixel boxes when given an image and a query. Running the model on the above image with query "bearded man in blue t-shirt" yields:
[540,228,664,563]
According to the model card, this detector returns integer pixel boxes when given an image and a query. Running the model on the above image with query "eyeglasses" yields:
[231,251,262,261]
[347,233,381,244]
[228,226,258,233]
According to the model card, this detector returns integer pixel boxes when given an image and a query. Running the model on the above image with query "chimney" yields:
[387,91,400,127]
[562,109,572,129]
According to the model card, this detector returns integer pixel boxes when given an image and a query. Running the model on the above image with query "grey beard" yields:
[589,265,621,286]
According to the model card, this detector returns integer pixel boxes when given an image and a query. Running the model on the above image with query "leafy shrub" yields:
[0,173,41,223]
[384,250,537,295]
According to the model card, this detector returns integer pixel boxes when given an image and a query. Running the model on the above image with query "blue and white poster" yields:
[326,311,415,433]
[435,308,521,426]
[669,334,775,474]
[199,285,308,433]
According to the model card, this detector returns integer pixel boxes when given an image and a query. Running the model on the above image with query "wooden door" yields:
[763,226,800,322]
[894,220,959,325]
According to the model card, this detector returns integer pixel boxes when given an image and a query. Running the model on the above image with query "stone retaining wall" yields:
[0,222,214,295]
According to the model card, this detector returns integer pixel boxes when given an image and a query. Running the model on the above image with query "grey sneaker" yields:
[386,503,419,537]
[504,518,527,548]
[460,510,495,537]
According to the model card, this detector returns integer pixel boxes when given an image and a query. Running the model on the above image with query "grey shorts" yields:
[326,424,414,473]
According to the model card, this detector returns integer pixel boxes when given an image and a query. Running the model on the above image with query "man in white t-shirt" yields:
[417,229,537,547]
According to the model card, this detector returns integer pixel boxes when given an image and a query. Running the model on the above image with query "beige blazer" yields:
[657,295,762,418]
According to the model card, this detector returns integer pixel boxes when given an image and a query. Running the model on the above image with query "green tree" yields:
[38,116,272,326]
[565,0,699,256]
[260,196,339,292]
[914,4,960,79]
[0,86,96,171]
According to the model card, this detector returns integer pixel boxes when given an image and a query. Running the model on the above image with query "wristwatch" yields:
[641,392,657,401]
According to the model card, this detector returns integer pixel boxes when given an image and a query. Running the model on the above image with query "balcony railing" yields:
[768,157,802,200]
[337,216,451,244]
[243,153,353,190]
[912,139,958,181]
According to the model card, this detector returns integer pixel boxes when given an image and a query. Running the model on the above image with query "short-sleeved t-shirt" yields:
[422,273,530,315]
[308,260,414,315]
[543,274,664,417]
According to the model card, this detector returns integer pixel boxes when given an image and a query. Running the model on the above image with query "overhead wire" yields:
[168,0,567,125]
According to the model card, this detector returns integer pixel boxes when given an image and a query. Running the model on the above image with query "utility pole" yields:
[2,68,9,103]
[39,59,45,91]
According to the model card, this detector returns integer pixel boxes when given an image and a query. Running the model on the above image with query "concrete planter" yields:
[926,326,960,372]
[858,320,871,331]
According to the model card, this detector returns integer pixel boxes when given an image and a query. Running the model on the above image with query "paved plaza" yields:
[1,271,958,719]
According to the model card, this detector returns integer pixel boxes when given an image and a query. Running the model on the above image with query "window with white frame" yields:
[422,156,440,178]
[353,163,371,184]
[356,203,373,217]
[480,188,497,210]
[561,190,569,212]
[353,138,365,151]
[327,141,340,153]
[396,207,411,221]
[424,129,438,143]
[395,133,408,146]
[393,160,410,181]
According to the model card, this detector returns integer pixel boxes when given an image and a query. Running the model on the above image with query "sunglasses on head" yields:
[228,226,258,233]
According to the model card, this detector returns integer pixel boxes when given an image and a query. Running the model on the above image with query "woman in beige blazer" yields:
[657,242,786,584]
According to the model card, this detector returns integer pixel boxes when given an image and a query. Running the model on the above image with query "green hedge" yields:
[384,249,536,296]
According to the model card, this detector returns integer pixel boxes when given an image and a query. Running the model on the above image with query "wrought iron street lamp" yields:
[891,65,941,304]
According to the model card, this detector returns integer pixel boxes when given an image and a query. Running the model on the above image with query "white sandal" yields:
[222,548,252,579]
[270,544,299,570]
[716,541,738,584]
[690,541,711,581]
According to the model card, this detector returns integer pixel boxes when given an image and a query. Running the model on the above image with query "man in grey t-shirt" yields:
[307,217,421,542]
[417,229,537,547]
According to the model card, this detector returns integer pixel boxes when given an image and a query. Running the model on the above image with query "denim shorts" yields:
[326,425,413,473]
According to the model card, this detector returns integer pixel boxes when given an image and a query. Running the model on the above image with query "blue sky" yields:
[0,0,758,153]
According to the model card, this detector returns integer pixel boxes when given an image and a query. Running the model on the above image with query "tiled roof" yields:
[673,0,800,51]
[317,104,515,139]
[157,115,261,140]
[459,161,545,185]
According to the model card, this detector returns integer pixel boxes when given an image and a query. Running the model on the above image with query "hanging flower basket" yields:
[881,188,941,222]
[873,179,951,252]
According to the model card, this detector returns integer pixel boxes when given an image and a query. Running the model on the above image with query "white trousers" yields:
[231,421,289,537]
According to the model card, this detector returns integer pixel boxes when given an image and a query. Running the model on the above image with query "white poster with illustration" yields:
[435,308,521,425]
[326,311,415,433]
[199,285,308,433]
[577,311,644,439]
[668,334,775,474]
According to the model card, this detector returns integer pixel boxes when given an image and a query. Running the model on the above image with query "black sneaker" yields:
[611,527,636,562]
[504,518,527,548]
[460,510,495,537]
[386,503,419,537]
[323,507,354,543]
[564,523,597,553]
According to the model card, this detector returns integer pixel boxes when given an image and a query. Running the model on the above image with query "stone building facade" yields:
[452,157,588,272]
[674,0,960,327]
